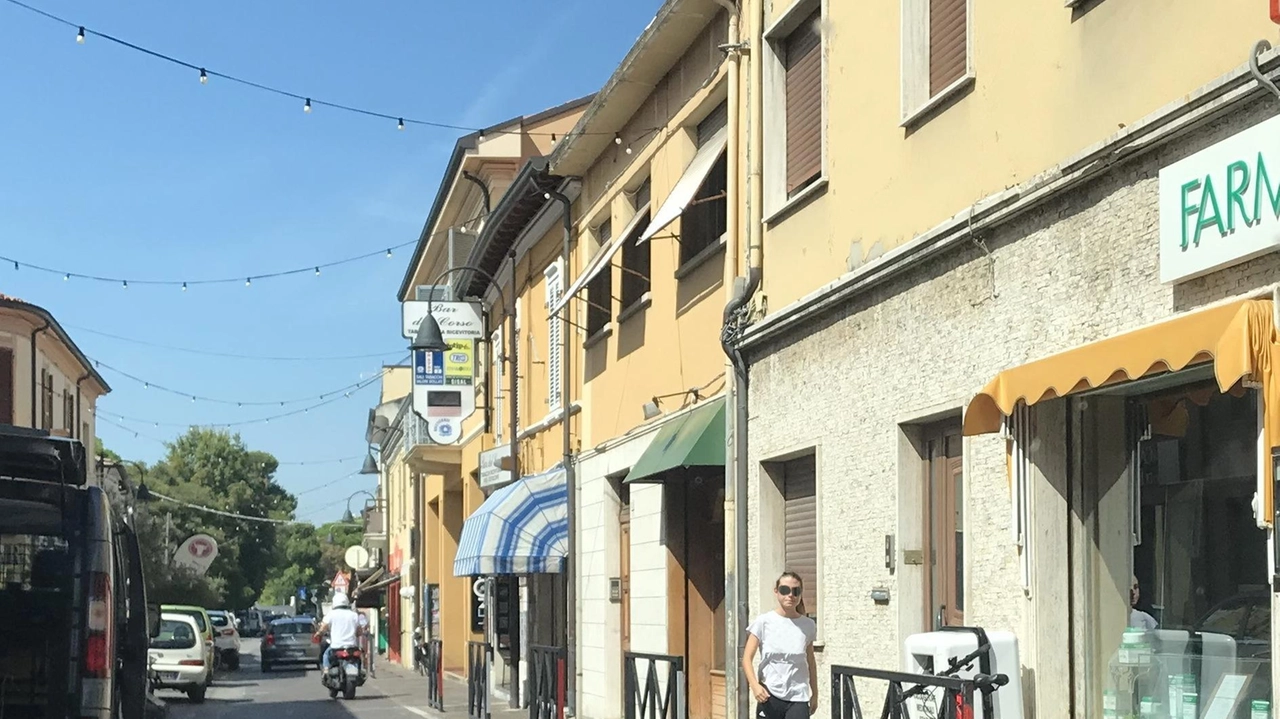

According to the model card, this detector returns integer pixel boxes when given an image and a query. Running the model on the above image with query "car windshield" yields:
[151,620,197,650]
[210,614,229,627]
[273,622,314,635]
[171,610,207,633]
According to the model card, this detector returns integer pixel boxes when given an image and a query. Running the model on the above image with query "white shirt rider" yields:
[319,595,363,649]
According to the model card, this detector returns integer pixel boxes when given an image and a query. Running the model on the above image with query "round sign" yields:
[344,545,371,571]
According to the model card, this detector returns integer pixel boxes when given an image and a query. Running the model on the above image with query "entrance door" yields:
[620,507,631,653]
[922,422,964,629]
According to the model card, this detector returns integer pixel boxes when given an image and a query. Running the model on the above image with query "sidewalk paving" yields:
[372,659,527,719]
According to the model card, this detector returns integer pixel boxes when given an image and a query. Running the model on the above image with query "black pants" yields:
[757,697,808,719]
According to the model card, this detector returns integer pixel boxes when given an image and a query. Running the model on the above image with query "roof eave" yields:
[0,298,110,394]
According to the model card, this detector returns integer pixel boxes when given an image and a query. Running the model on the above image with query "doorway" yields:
[922,421,964,630]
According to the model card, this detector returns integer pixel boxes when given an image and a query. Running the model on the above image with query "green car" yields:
[160,605,216,684]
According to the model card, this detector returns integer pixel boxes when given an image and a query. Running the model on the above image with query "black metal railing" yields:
[623,652,685,719]
[831,629,1007,719]
[468,641,492,719]
[425,639,444,712]
[528,645,566,719]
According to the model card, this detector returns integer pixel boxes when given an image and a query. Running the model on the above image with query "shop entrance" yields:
[1073,369,1271,717]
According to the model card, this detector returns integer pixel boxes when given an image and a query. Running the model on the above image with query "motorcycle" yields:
[321,645,366,700]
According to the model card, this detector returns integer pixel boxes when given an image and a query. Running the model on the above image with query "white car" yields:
[207,610,242,671]
[149,613,210,702]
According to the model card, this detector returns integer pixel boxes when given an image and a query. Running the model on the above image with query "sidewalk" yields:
[372,660,527,719]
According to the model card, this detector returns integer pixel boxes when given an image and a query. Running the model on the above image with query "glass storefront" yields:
[1074,371,1271,719]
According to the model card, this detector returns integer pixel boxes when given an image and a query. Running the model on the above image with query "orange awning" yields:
[962,299,1256,437]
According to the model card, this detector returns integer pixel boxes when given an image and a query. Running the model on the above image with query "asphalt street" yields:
[158,639,446,719]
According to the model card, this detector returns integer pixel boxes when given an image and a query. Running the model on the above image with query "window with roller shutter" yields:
[620,180,652,312]
[545,260,564,412]
[762,0,826,216]
[902,0,971,122]
[586,220,612,336]
[0,348,12,425]
[783,12,823,197]
[782,454,818,621]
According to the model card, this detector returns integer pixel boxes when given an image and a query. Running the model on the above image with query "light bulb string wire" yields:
[66,325,404,363]
[148,489,358,525]
[3,0,662,141]
[89,356,400,407]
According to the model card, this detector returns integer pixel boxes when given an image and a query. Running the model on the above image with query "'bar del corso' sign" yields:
[1159,113,1280,284]
[402,300,484,444]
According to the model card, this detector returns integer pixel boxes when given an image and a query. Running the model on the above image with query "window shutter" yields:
[491,328,504,443]
[698,102,729,147]
[545,260,564,412]
[515,299,523,427]
[783,455,818,619]
[929,0,967,95]
[784,12,823,196]
[621,209,652,308]
[0,349,12,425]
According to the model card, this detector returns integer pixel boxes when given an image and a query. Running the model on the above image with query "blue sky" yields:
[0,0,661,521]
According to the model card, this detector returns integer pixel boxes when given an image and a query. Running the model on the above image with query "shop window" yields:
[922,422,963,629]
[620,181,652,313]
[1074,379,1270,717]
[586,220,612,337]
[782,454,818,621]
[0,348,12,425]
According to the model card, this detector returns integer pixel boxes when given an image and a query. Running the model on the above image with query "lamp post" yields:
[342,489,378,525]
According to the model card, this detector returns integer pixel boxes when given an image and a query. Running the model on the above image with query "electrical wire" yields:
[89,357,399,407]
[2,0,659,141]
[66,325,404,362]
[0,239,414,289]
[148,489,356,526]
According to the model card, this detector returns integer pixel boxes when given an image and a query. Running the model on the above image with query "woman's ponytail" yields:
[796,598,807,616]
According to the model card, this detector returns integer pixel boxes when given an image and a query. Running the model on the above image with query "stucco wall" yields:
[743,95,1280,714]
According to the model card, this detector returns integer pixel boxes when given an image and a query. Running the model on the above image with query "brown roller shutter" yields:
[0,348,11,425]
[784,12,822,196]
[783,454,818,619]
[929,0,967,95]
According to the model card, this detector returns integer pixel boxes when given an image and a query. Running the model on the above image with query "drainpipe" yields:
[30,321,49,427]
[711,2,745,719]
[75,372,91,440]
[720,2,763,719]
[506,248,522,710]
[545,185,577,715]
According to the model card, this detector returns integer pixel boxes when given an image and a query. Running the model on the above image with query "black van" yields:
[0,426,156,719]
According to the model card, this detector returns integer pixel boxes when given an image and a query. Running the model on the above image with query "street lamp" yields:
[408,265,508,354]
[360,450,379,475]
[342,489,377,525]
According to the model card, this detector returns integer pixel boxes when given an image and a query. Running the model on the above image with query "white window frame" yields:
[899,0,975,127]
[762,0,829,224]
[544,259,565,413]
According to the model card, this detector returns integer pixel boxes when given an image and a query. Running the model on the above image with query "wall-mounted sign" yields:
[413,343,477,444]
[402,300,484,340]
[1159,114,1280,284]
[470,576,486,633]
[174,534,218,575]
[479,444,512,489]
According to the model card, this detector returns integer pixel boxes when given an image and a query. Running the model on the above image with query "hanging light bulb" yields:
[614,133,622,145]
[478,133,485,142]
[315,267,321,276]
[143,382,149,390]
[191,396,196,403]
[122,280,128,289]
[199,68,208,84]
[626,145,633,155]
[551,133,557,144]
[304,98,312,113]
[245,277,252,287]
[397,118,405,131]
[12,261,18,270]
[63,273,70,281]
[76,27,85,44]
[181,282,188,291]
[386,249,393,258]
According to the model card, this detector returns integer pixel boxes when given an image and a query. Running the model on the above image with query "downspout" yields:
[76,372,91,439]
[545,186,578,715]
[462,171,493,216]
[30,320,49,427]
[720,3,762,719]
[506,248,522,710]
[711,3,745,719]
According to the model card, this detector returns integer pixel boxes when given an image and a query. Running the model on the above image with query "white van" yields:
[148,613,210,702]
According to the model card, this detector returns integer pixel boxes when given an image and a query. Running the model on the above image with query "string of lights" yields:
[96,416,367,471]
[148,489,356,526]
[294,471,362,496]
[91,370,386,429]
[2,0,660,143]
[0,240,411,290]
[90,357,399,407]
[67,325,404,362]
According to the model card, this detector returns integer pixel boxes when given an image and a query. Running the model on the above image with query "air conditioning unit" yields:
[903,628,1023,719]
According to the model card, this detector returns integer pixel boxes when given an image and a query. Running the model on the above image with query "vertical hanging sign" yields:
[403,300,484,444]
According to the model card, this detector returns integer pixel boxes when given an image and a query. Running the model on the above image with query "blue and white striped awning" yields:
[453,465,568,576]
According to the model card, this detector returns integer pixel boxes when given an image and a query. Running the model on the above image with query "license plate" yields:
[162,673,180,681]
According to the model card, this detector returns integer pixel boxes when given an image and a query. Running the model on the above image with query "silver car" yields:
[260,617,321,672]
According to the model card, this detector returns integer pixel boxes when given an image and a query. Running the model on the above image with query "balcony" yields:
[362,505,387,552]
[390,402,462,475]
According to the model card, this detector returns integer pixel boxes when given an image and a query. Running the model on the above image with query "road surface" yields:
[159,639,440,719]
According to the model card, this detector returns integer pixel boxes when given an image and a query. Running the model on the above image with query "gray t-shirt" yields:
[747,611,817,702]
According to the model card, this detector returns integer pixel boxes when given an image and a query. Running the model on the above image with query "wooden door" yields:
[922,424,964,629]
[620,508,631,652]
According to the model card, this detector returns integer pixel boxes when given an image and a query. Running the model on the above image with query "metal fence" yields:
[830,640,1007,719]
[528,645,566,719]
[468,640,492,719]
[623,652,685,719]
[425,639,444,712]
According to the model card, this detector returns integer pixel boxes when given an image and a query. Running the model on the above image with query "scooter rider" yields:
[315,593,363,675]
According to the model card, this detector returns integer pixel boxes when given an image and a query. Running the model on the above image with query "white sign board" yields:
[402,300,484,340]
[479,444,512,489]
[173,534,218,576]
[1159,113,1280,284]
[344,545,371,571]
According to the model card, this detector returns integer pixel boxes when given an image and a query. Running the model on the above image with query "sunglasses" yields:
[776,585,803,598]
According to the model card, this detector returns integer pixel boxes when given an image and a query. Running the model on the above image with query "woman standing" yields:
[741,572,819,719]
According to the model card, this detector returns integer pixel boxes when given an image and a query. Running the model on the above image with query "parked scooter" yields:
[321,645,366,700]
